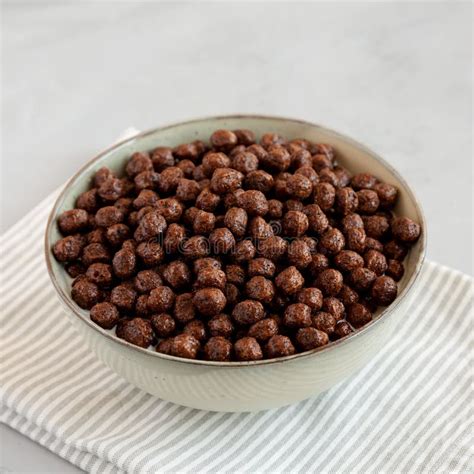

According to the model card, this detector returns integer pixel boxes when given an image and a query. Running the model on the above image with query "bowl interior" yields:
[46,115,426,364]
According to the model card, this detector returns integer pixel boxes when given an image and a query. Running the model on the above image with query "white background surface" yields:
[1,2,472,473]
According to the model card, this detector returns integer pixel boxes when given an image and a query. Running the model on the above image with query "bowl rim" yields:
[44,114,427,368]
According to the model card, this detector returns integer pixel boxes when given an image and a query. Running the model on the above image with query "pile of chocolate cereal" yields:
[52,129,421,361]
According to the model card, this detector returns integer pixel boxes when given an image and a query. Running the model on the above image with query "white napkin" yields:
[1,132,472,473]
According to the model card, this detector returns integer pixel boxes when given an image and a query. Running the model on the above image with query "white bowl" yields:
[45,115,426,412]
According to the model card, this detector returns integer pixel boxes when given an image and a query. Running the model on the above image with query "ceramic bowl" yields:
[45,115,426,412]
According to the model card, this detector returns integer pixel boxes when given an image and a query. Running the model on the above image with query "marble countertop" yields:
[1,2,471,472]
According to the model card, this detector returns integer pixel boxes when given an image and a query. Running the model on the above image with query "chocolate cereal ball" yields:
[296,287,323,312]
[98,177,124,202]
[363,215,390,240]
[286,174,313,199]
[196,188,220,212]
[334,250,364,272]
[204,337,232,361]
[371,275,398,306]
[90,302,119,329]
[357,189,380,214]
[224,284,239,307]
[193,288,227,317]
[195,267,226,290]
[248,217,273,241]
[202,152,231,177]
[313,182,336,211]
[337,285,359,307]
[347,303,372,328]
[232,151,259,174]
[226,264,246,286]
[287,239,312,269]
[341,213,364,232]
[245,170,274,193]
[333,321,353,340]
[76,189,99,213]
[267,199,283,219]
[296,327,329,351]
[232,299,265,325]
[234,337,263,361]
[117,318,153,348]
[319,228,345,255]
[386,259,405,281]
[351,173,377,190]
[163,261,192,289]
[233,240,256,262]
[106,224,130,247]
[163,223,186,254]
[304,204,329,235]
[284,303,312,328]
[65,262,86,278]
[134,210,167,242]
[210,168,243,194]
[136,242,164,267]
[391,217,421,243]
[209,228,235,254]
[194,257,221,273]
[315,269,343,296]
[238,190,269,216]
[183,320,207,342]
[248,258,276,278]
[384,240,408,261]
[322,297,345,321]
[71,279,101,309]
[112,248,136,280]
[151,146,174,170]
[82,243,110,267]
[260,146,291,172]
[259,236,288,261]
[182,235,209,260]
[365,237,384,253]
[350,267,377,292]
[336,187,359,215]
[58,209,89,235]
[125,151,153,177]
[364,249,388,276]
[173,293,196,323]
[176,178,201,202]
[233,129,255,145]
[148,286,175,313]
[135,295,149,317]
[53,235,85,262]
[133,190,158,209]
[312,311,336,335]
[177,159,196,178]
[86,263,113,287]
[134,270,162,293]
[245,276,275,304]
[110,284,137,312]
[151,313,176,338]
[345,227,367,254]
[275,266,305,295]
[248,318,278,342]
[171,334,200,359]
[374,182,398,209]
[308,253,330,276]
[266,335,295,358]
[283,211,308,237]
[208,313,234,338]
[210,129,238,150]
[224,207,248,237]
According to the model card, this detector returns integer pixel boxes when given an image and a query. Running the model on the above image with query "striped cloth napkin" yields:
[1,150,473,474]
